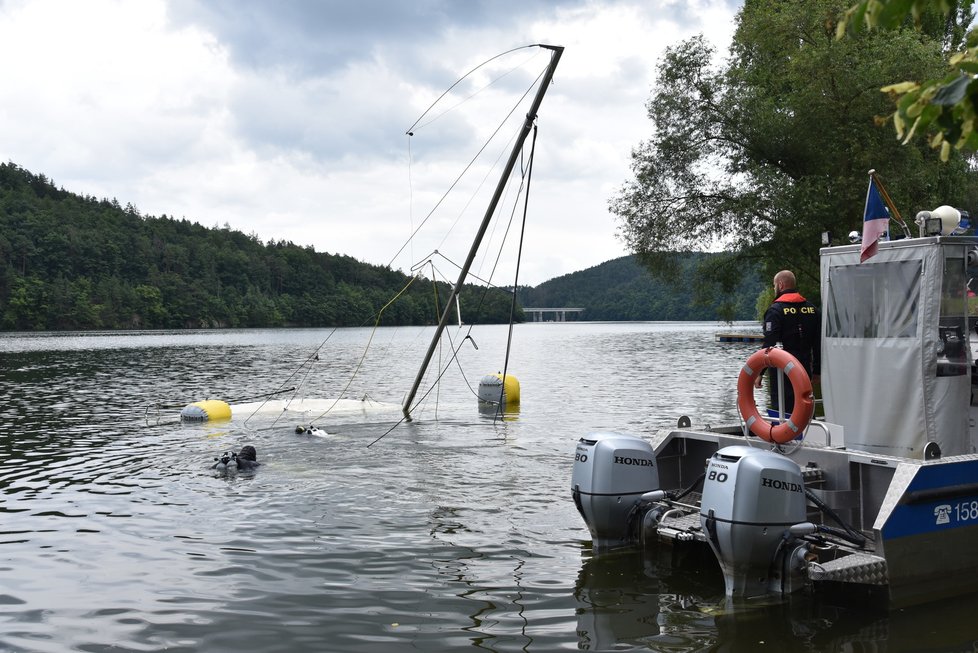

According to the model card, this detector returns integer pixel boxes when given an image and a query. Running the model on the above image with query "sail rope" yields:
[388,64,546,268]
[404,45,540,135]
[493,124,538,423]
[243,47,551,441]
[298,273,424,427]
[241,272,423,432]
[373,122,541,441]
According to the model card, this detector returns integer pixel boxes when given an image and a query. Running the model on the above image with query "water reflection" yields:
[477,401,520,421]
[575,549,665,649]
[574,542,978,652]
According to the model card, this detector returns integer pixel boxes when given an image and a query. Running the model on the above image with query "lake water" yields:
[1,322,977,652]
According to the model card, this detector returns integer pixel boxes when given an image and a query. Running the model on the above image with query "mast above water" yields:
[401,44,564,419]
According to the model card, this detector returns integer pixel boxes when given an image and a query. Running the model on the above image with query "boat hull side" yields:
[877,456,978,607]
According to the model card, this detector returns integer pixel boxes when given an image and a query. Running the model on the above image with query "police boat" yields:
[572,223,978,608]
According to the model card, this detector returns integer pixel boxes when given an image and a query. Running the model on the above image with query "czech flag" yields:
[860,177,889,262]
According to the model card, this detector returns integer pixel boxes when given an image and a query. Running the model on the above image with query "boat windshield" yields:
[824,260,921,339]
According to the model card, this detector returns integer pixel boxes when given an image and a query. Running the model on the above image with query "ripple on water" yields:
[3,325,952,652]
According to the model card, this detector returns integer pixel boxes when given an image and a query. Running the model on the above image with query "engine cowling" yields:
[571,433,660,550]
[700,445,807,598]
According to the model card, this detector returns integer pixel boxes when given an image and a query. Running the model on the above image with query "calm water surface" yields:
[1,322,977,652]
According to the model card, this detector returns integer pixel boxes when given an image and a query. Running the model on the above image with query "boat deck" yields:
[808,552,888,585]
[656,509,707,543]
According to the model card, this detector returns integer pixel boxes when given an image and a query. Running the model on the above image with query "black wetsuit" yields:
[761,289,820,414]
[236,445,261,471]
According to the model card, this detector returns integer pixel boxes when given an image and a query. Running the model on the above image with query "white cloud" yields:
[0,0,740,285]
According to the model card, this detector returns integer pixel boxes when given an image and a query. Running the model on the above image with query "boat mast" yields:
[402,44,564,419]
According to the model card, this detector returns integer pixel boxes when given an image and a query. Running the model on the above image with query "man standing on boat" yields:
[755,270,821,416]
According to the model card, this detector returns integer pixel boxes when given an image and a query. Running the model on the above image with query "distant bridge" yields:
[522,307,584,322]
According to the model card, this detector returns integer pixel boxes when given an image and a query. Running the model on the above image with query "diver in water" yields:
[235,445,261,470]
[211,446,261,471]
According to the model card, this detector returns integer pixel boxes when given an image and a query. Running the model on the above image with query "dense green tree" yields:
[610,0,978,296]
[840,0,977,158]
[0,162,519,330]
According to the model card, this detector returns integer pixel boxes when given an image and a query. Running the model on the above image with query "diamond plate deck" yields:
[656,511,708,543]
[808,552,888,585]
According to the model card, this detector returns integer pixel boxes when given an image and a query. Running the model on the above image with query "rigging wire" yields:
[405,45,538,135]
[430,263,444,419]
[367,324,475,447]
[302,273,423,426]
[383,120,539,433]
[408,50,541,134]
[493,124,538,423]
[242,272,423,432]
[411,250,502,289]
[408,131,415,278]
[389,65,546,269]
[243,330,338,429]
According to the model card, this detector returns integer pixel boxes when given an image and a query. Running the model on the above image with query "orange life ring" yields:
[736,347,814,444]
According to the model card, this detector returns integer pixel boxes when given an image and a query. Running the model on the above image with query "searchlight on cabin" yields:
[915,205,970,237]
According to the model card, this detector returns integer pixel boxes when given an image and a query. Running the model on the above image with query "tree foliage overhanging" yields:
[0,162,520,330]
[610,0,978,296]
[840,0,978,159]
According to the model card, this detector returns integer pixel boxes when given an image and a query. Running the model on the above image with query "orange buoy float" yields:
[736,348,814,444]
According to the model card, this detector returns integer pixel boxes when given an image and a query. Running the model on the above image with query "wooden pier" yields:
[715,332,764,343]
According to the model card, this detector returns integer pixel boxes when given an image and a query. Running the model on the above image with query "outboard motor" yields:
[572,433,659,550]
[700,446,807,598]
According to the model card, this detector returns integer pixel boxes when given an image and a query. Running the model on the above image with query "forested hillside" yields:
[0,163,517,330]
[518,255,763,321]
[0,162,762,331]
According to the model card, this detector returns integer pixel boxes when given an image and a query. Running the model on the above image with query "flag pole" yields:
[868,169,911,238]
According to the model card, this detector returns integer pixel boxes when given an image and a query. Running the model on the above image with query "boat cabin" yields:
[820,236,976,459]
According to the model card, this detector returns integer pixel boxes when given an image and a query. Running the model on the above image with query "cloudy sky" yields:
[0,0,739,286]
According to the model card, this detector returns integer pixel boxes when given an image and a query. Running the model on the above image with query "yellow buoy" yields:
[477,373,520,405]
[180,400,232,422]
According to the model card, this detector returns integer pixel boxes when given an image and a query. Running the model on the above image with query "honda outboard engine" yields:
[572,433,659,550]
[700,446,807,598]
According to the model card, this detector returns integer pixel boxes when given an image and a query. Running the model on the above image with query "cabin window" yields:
[941,256,968,320]
[940,256,969,363]
[825,261,921,338]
